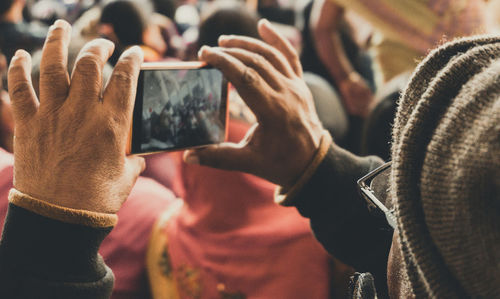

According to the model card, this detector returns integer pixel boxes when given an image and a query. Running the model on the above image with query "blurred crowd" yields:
[0,0,499,298]
[1,0,500,158]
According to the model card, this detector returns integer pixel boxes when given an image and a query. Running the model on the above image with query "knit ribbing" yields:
[390,36,500,298]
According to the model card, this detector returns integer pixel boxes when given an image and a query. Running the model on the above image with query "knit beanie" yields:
[390,35,500,297]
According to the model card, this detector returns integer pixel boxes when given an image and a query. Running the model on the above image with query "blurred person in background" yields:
[1,17,498,299]
[0,52,14,154]
[310,0,489,159]
[311,0,488,91]
[0,0,48,63]
[301,1,374,152]
[98,0,167,64]
[194,2,349,143]
[143,5,353,298]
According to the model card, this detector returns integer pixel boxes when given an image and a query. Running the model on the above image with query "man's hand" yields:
[8,20,145,213]
[184,20,324,189]
[338,73,374,118]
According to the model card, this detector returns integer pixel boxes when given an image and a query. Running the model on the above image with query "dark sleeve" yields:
[287,144,393,296]
[0,203,114,299]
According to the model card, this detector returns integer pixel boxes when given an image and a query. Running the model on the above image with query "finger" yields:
[218,35,294,77]
[183,142,255,173]
[68,38,115,106]
[127,155,146,174]
[39,19,72,106]
[257,19,303,77]
[199,46,273,121]
[218,47,282,89]
[103,46,143,128]
[7,50,38,122]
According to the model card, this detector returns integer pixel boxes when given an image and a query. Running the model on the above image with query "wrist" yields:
[276,130,333,202]
[8,188,117,228]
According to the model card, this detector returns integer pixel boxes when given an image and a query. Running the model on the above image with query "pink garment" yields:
[146,120,334,298]
[0,148,13,234]
[100,177,176,299]
[0,148,176,299]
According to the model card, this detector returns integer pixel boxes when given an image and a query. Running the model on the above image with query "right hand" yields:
[184,19,325,189]
[338,72,374,118]
[8,20,145,213]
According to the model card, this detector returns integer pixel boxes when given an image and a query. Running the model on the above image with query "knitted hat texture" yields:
[390,36,500,298]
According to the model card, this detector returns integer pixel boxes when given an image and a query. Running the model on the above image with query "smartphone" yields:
[127,61,229,155]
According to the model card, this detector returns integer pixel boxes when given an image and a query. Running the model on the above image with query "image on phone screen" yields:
[130,66,228,154]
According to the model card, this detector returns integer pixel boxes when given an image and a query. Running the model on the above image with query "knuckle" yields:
[41,62,65,78]
[211,54,223,67]
[250,53,265,67]
[111,69,134,86]
[75,53,102,76]
[269,50,282,63]
[242,67,258,84]
[289,48,299,60]
[100,117,121,144]
[9,80,31,99]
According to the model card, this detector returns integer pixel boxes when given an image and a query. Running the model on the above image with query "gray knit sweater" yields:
[391,35,500,298]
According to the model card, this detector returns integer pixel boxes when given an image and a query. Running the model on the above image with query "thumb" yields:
[127,155,146,176]
[183,142,254,173]
[112,155,145,210]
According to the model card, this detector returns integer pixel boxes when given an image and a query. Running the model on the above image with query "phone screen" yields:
[130,66,228,154]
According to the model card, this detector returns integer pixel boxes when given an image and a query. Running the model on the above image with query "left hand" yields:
[8,20,145,213]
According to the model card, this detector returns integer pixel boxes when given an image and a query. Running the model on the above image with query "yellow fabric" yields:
[372,38,423,81]
[8,188,117,228]
[146,199,184,299]
[275,130,333,206]
[330,0,486,81]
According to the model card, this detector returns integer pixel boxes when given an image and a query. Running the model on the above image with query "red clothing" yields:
[100,177,176,299]
[0,148,13,234]
[145,120,336,298]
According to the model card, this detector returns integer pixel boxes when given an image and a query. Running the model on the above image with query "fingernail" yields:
[14,49,27,58]
[54,19,65,26]
[99,38,114,47]
[198,45,211,57]
[218,35,229,43]
[184,153,200,165]
[260,18,271,26]
[53,19,70,30]
[128,45,144,58]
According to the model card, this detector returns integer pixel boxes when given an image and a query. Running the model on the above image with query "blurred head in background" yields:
[99,0,165,63]
[197,1,259,49]
[100,0,146,47]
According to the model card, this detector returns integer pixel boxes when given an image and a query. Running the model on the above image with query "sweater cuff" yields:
[275,130,333,206]
[9,189,117,228]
